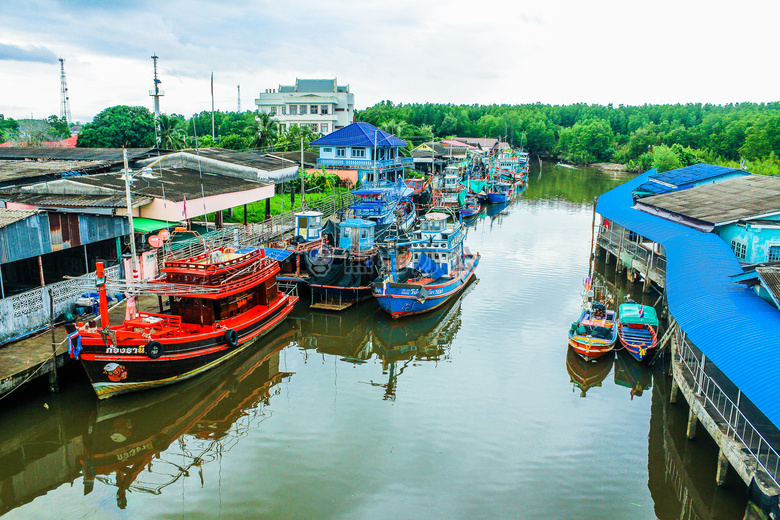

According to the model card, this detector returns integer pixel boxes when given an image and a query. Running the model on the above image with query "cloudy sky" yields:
[1,0,778,123]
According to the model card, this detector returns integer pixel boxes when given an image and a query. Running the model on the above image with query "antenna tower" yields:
[59,58,72,124]
[237,84,241,112]
[149,55,165,145]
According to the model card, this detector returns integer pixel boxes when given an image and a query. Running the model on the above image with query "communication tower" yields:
[59,58,72,124]
[149,55,165,145]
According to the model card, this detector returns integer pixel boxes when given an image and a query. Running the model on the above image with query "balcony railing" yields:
[675,327,780,486]
[317,157,414,169]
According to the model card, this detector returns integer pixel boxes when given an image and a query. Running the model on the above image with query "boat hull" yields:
[486,192,510,204]
[568,309,618,360]
[618,322,657,362]
[78,295,296,399]
[372,254,479,319]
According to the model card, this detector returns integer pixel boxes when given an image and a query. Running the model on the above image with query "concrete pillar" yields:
[716,448,729,486]
[670,379,679,404]
[686,407,698,439]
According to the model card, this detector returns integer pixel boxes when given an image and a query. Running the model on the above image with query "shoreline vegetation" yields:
[6,100,780,177]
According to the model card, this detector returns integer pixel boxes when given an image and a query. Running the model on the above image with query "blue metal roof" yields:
[341,218,376,228]
[310,122,406,148]
[636,164,748,195]
[598,170,780,428]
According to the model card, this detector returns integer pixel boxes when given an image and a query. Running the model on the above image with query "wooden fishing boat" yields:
[486,181,514,203]
[372,211,479,319]
[568,301,618,360]
[617,303,659,362]
[459,196,482,218]
[73,246,298,399]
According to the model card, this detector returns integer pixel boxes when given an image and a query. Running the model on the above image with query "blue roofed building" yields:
[595,164,780,500]
[633,164,749,198]
[310,122,413,185]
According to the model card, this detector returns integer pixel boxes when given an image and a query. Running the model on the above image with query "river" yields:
[0,163,749,519]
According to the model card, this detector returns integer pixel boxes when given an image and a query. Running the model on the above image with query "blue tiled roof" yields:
[636,164,748,195]
[310,122,407,148]
[597,170,780,428]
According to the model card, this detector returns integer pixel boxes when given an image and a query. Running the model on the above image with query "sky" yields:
[1,0,778,124]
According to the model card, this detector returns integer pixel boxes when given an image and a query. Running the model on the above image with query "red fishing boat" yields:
[74,246,297,399]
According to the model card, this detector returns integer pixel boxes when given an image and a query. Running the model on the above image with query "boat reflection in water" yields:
[613,349,653,399]
[297,280,476,400]
[81,325,298,509]
[565,348,614,397]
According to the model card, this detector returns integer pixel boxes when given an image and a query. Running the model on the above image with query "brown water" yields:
[0,163,748,519]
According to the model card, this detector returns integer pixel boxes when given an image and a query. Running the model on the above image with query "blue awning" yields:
[597,169,780,428]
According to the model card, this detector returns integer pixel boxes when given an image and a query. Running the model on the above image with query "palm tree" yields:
[157,114,186,150]
[251,111,278,150]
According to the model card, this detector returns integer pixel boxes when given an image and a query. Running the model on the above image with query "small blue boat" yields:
[459,197,481,218]
[486,181,514,203]
[372,212,479,319]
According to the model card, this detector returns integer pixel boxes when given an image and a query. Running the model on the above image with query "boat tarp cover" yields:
[618,304,659,326]
[260,248,294,262]
[304,249,380,288]
[463,180,490,194]
[415,253,444,279]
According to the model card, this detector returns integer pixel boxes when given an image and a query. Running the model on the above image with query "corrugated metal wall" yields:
[1,214,128,264]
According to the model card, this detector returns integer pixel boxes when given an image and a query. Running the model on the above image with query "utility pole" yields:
[237,85,241,112]
[211,72,215,140]
[59,58,72,124]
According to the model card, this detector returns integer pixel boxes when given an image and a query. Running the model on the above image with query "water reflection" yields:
[565,348,614,397]
[649,371,748,519]
[82,326,297,509]
[614,350,653,399]
[296,280,475,400]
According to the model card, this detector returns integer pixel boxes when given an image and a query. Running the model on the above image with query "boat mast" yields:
[123,149,140,282]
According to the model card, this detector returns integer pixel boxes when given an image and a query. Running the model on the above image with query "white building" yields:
[254,78,355,135]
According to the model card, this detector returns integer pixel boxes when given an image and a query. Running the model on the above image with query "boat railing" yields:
[675,326,780,487]
[157,191,355,270]
[597,226,667,278]
[134,312,182,329]
[277,281,299,299]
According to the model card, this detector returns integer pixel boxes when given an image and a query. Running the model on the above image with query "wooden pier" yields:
[596,224,666,292]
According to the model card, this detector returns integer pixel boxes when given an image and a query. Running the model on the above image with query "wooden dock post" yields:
[716,448,729,486]
[670,379,679,404]
[686,407,698,439]
[47,288,59,393]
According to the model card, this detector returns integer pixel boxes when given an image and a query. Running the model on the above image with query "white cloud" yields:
[0,0,778,123]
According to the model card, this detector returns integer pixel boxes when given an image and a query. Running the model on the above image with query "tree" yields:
[740,115,780,160]
[157,114,186,150]
[221,134,249,150]
[250,111,278,149]
[45,115,70,140]
[78,106,154,148]
[0,116,19,143]
[652,145,682,172]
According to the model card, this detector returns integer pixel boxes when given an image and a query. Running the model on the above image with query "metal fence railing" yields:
[675,327,780,486]
[597,226,667,279]
[158,191,355,268]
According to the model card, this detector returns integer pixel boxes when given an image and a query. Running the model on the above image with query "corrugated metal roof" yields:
[0,191,153,208]
[635,164,748,195]
[0,147,158,161]
[637,174,780,225]
[756,267,780,308]
[311,122,406,148]
[0,208,38,229]
[295,79,336,93]
[0,160,109,182]
[597,170,780,429]
[71,167,268,202]
[181,148,294,172]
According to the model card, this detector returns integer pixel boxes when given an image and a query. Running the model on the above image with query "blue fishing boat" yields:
[372,212,480,319]
[349,181,416,235]
[617,303,659,361]
[486,181,514,203]
[459,196,481,218]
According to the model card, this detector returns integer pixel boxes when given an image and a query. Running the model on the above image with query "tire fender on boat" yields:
[416,287,428,303]
[224,329,239,348]
[146,341,164,359]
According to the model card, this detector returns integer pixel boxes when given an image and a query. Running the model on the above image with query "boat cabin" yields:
[405,178,426,193]
[339,218,376,252]
[295,211,323,242]
[411,212,464,276]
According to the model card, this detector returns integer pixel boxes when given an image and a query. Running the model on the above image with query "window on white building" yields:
[323,147,332,153]
[279,123,287,132]
[300,105,307,115]
[351,148,365,158]
[311,123,319,132]
[270,106,277,116]
[321,105,329,115]
[281,106,287,115]
[336,148,346,157]
[289,105,297,115]
[321,123,328,133]
[311,105,318,114]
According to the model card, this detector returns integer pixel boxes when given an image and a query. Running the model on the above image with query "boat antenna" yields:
[122,148,140,283]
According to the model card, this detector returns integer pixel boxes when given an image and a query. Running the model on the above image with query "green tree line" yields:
[356,100,780,174]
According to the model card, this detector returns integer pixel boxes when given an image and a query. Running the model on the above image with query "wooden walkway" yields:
[596,225,667,292]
